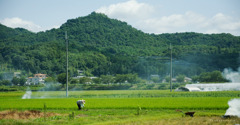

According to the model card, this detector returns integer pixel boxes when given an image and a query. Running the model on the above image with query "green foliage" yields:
[114,74,127,84]
[165,76,170,83]
[0,90,239,125]
[70,79,78,84]
[0,80,11,86]
[11,77,20,85]
[19,77,27,86]
[68,112,75,120]
[100,75,114,85]
[79,77,92,84]
[43,103,47,121]
[0,91,236,110]
[45,77,56,83]
[92,77,101,84]
[57,73,67,85]
[0,12,240,80]
[176,75,185,83]
[136,105,142,115]
[191,76,199,83]
[0,86,18,91]
[195,70,229,83]
[151,77,160,83]
[126,73,138,84]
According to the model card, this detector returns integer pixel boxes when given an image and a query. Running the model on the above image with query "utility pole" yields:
[170,43,172,92]
[65,31,68,97]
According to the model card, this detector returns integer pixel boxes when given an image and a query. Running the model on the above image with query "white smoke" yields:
[223,68,240,118]
[223,67,240,83]
[22,87,32,99]
[225,98,240,117]
[185,83,240,91]
[184,67,240,91]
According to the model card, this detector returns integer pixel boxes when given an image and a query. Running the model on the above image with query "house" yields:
[77,70,84,76]
[72,70,85,79]
[184,77,192,83]
[72,70,97,84]
[26,73,47,85]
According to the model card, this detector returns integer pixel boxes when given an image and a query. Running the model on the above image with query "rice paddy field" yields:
[0,90,240,125]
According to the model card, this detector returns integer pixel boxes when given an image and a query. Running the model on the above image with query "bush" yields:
[0,86,18,91]
[0,80,11,86]
[158,83,169,90]
[196,70,229,83]
[176,75,185,83]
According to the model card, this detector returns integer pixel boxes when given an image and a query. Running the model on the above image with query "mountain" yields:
[0,12,240,78]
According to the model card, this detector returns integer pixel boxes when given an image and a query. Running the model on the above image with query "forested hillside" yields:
[0,12,239,79]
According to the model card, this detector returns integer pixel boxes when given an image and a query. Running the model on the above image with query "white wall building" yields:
[26,73,47,85]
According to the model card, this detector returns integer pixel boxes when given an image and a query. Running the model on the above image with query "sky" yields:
[0,0,240,36]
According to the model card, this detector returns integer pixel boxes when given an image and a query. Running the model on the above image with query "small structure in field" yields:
[175,87,201,92]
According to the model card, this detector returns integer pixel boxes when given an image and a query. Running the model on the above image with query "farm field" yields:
[0,90,239,125]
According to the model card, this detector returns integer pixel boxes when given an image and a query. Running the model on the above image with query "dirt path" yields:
[0,110,57,120]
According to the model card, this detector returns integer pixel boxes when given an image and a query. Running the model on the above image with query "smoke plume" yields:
[22,87,32,99]
[223,67,240,83]
[225,98,240,117]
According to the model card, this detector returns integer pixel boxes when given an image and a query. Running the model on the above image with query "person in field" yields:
[77,99,85,110]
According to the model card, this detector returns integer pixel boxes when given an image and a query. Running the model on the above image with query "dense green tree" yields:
[12,77,20,85]
[165,76,170,83]
[92,77,101,84]
[126,73,138,84]
[45,77,56,83]
[197,70,228,83]
[0,80,11,86]
[79,77,92,84]
[19,77,27,86]
[100,75,114,85]
[114,74,127,85]
[151,77,160,83]
[0,73,3,80]
[114,73,139,85]
[57,73,67,85]
[70,79,78,84]
[176,75,185,83]
[191,76,199,83]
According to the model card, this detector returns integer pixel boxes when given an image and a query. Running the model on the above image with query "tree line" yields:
[0,12,239,81]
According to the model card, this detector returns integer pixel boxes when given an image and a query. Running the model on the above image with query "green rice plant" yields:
[0,90,238,113]
[68,112,74,120]
[0,97,233,110]
[0,90,239,99]
[0,90,239,125]
[136,105,142,115]
[44,103,47,121]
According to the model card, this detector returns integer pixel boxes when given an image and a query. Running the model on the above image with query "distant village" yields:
[1,70,192,86]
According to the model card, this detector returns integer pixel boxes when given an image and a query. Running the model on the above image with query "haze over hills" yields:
[0,12,239,78]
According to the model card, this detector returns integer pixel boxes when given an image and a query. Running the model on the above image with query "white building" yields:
[26,73,47,85]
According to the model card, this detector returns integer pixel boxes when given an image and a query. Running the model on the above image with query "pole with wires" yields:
[170,43,172,92]
[65,31,68,97]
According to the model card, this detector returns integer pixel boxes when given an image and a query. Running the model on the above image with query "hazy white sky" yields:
[0,0,240,36]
